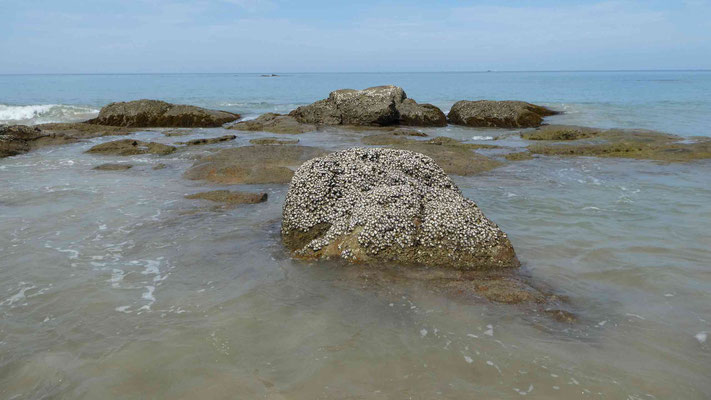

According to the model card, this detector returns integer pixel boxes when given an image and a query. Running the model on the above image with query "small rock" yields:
[249,137,299,145]
[448,100,558,128]
[176,135,237,146]
[229,113,315,134]
[86,139,176,156]
[185,190,268,204]
[93,163,133,171]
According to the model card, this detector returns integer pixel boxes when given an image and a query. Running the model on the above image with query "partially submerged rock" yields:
[521,125,600,140]
[448,100,558,128]
[185,190,268,204]
[93,163,133,171]
[504,151,535,161]
[176,135,236,146]
[525,127,711,162]
[282,147,519,269]
[1,125,78,158]
[362,134,502,176]
[86,99,240,128]
[183,145,327,184]
[289,85,447,127]
[249,137,299,145]
[37,122,138,138]
[229,113,315,134]
[86,139,176,156]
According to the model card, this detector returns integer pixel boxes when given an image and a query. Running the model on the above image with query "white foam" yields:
[471,136,494,140]
[695,332,707,343]
[484,324,494,336]
[0,104,99,125]
[464,356,473,364]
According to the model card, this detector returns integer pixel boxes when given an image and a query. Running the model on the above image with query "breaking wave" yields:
[0,104,99,125]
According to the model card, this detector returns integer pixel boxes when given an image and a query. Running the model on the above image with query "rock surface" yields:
[87,100,240,128]
[448,100,558,128]
[38,123,138,138]
[1,125,78,158]
[185,190,268,204]
[176,135,237,146]
[93,163,133,171]
[521,125,601,140]
[183,145,327,184]
[281,147,519,269]
[249,137,299,145]
[229,113,315,134]
[289,85,447,127]
[86,139,176,156]
[361,134,502,176]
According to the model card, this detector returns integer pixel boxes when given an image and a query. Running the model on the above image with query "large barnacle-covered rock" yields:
[281,147,519,269]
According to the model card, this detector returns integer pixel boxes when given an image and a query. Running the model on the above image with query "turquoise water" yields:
[1,71,710,136]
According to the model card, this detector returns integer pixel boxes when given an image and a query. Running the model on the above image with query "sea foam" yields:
[0,104,99,125]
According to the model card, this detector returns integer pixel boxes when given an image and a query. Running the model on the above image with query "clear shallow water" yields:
[1,71,710,136]
[1,73,710,399]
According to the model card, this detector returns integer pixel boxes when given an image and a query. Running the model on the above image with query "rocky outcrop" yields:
[281,147,519,269]
[289,86,447,127]
[185,190,268,204]
[176,135,236,146]
[521,125,600,140]
[229,113,315,134]
[37,123,138,138]
[448,100,558,128]
[1,125,78,158]
[86,139,176,156]
[87,100,240,128]
[183,145,327,184]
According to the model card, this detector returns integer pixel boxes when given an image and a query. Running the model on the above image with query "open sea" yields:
[1,71,710,399]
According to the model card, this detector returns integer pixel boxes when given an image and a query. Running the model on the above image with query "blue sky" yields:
[1,0,710,73]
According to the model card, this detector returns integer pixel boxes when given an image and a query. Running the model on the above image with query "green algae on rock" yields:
[520,125,601,140]
[504,151,535,161]
[282,147,519,270]
[448,100,558,128]
[1,125,78,158]
[86,139,176,156]
[183,145,327,184]
[185,190,268,204]
[524,127,711,162]
[87,99,240,128]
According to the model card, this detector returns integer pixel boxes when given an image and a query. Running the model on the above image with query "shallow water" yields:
[1,72,711,398]
[1,125,710,399]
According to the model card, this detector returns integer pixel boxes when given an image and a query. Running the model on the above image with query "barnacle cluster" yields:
[281,147,518,269]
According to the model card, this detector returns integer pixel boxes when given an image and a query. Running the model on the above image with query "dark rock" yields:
[86,139,176,156]
[521,125,601,140]
[448,100,558,128]
[183,145,327,184]
[93,163,133,171]
[229,113,315,134]
[176,135,237,146]
[249,137,299,145]
[87,99,240,128]
[281,147,519,269]
[1,125,78,158]
[153,163,167,170]
[185,190,268,204]
[289,85,446,127]
[37,123,138,138]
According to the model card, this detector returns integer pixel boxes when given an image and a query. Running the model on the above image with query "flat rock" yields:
[249,137,300,145]
[282,147,519,269]
[229,113,315,134]
[93,163,133,171]
[37,122,138,138]
[289,85,447,127]
[183,145,327,184]
[521,125,601,140]
[1,125,78,158]
[86,139,176,156]
[87,99,240,128]
[185,190,268,204]
[176,135,237,146]
[448,100,558,128]
[362,134,502,176]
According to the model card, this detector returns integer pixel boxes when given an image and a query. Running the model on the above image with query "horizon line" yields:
[1,69,711,76]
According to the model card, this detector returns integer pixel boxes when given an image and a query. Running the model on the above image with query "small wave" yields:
[471,136,494,140]
[0,104,99,125]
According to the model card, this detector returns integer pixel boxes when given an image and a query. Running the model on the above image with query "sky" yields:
[1,0,710,73]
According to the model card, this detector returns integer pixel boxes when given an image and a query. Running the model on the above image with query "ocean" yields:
[1,71,710,399]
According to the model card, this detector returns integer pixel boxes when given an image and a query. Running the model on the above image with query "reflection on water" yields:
[1,127,710,399]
